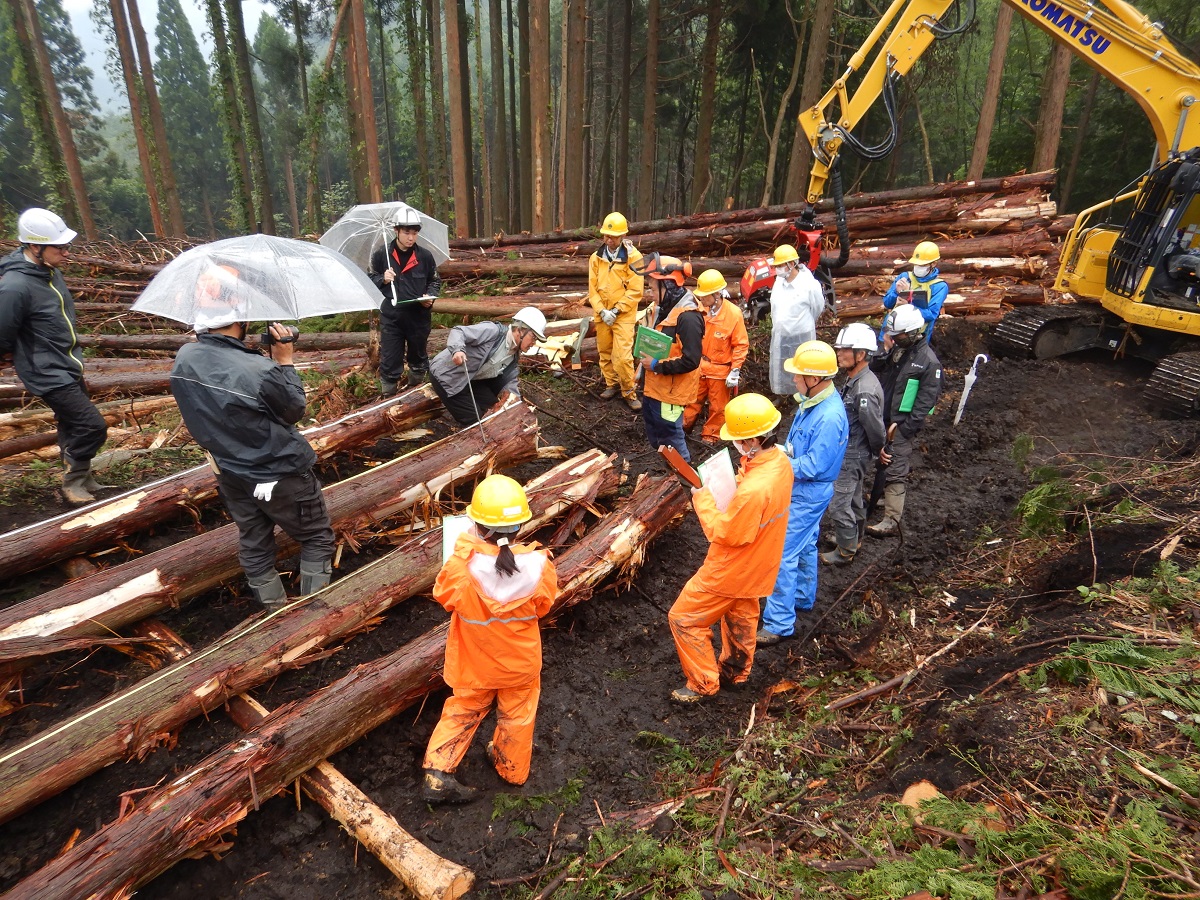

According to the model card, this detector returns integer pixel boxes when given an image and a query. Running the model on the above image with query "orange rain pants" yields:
[421,532,557,785]
[683,299,749,441]
[684,375,733,441]
[668,585,759,696]
[423,681,541,784]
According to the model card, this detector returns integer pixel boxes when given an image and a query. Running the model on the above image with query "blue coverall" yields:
[882,268,948,342]
[761,385,848,636]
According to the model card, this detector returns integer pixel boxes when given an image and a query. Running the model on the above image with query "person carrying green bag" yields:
[866,304,943,538]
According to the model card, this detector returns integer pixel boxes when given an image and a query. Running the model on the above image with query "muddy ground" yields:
[0,316,1194,897]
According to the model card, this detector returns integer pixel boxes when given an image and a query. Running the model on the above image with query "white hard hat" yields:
[886,304,926,336]
[391,207,423,229]
[18,208,77,245]
[834,322,878,353]
[511,306,547,341]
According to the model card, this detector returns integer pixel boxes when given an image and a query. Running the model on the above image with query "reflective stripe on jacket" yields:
[437,533,558,689]
[691,446,794,598]
[699,298,749,376]
[0,248,84,396]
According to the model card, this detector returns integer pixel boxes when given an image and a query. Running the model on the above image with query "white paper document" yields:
[441,515,475,563]
[697,448,737,512]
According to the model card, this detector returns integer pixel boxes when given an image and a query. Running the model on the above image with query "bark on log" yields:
[0,448,617,831]
[448,170,1058,248]
[0,401,538,689]
[3,474,684,899]
[0,386,444,580]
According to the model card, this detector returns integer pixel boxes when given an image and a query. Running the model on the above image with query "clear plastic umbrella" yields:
[130,235,383,326]
[953,354,989,425]
[319,201,451,270]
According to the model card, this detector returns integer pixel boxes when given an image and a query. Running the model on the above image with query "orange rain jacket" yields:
[691,446,794,597]
[436,532,558,689]
[698,298,749,377]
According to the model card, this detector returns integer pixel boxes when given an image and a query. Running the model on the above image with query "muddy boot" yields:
[299,559,332,596]
[821,545,856,566]
[422,769,478,804]
[248,570,289,612]
[380,379,399,397]
[407,368,426,388]
[866,483,905,538]
[61,461,95,505]
[599,386,619,400]
[670,686,706,704]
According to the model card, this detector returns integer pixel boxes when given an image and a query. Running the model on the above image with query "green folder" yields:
[633,325,673,361]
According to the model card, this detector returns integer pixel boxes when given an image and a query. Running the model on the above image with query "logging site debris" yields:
[1,173,1199,899]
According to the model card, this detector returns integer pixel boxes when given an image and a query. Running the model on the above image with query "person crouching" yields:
[422,475,558,803]
[668,393,794,703]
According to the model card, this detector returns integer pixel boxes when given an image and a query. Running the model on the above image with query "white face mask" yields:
[912,264,931,279]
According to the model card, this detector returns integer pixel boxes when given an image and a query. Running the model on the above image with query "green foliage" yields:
[1014,474,1080,535]
[490,775,583,820]
[1047,639,1200,715]
[1010,433,1035,470]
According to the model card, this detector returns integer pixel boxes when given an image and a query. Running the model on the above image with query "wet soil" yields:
[0,316,1195,897]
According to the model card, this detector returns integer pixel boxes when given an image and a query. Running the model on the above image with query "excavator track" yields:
[1144,353,1200,417]
[988,306,1104,358]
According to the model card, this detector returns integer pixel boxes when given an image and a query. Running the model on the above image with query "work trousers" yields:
[44,381,108,465]
[642,396,690,462]
[882,431,915,484]
[684,374,732,442]
[668,579,758,697]
[594,312,636,399]
[826,455,871,549]
[380,306,432,383]
[217,469,335,579]
[429,371,509,426]
[762,479,835,636]
[423,681,540,785]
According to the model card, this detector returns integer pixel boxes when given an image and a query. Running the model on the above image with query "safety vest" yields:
[644,298,703,406]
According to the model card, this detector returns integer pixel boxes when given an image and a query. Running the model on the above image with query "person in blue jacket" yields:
[881,241,947,342]
[757,341,848,645]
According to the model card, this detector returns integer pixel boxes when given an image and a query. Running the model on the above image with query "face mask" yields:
[912,264,931,278]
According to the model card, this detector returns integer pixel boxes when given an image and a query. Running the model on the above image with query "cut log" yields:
[0,448,618,829]
[0,400,538,684]
[0,386,443,580]
[3,474,686,899]
[0,397,179,460]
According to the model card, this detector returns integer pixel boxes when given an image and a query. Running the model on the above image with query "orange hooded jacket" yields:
[690,446,793,598]
[435,532,558,690]
[698,298,750,376]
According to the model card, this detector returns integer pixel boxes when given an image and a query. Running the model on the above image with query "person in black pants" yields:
[369,207,442,395]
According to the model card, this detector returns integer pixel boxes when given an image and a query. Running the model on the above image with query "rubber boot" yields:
[299,559,332,596]
[422,769,478,804]
[248,570,289,612]
[821,544,857,566]
[61,463,95,505]
[407,369,426,388]
[866,483,906,538]
[380,379,399,397]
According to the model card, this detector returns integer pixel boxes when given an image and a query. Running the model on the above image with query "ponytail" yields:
[484,530,519,577]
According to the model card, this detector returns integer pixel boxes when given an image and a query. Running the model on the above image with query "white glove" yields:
[725,368,741,389]
[253,481,278,502]
[600,308,618,326]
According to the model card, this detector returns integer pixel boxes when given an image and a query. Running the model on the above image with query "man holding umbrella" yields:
[369,208,443,395]
[169,266,336,612]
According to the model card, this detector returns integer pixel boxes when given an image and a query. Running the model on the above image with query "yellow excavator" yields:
[798,0,1200,414]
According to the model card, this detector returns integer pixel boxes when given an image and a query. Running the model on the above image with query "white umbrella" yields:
[320,201,451,269]
[130,234,383,326]
[953,353,989,425]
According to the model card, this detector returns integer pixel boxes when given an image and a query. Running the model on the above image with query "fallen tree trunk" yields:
[0,401,538,684]
[0,397,178,457]
[3,474,685,899]
[0,386,444,580]
[448,170,1058,248]
[0,449,617,831]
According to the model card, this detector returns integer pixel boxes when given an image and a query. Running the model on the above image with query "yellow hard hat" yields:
[465,474,532,530]
[783,340,838,377]
[600,212,629,236]
[720,393,782,441]
[771,244,799,267]
[693,269,727,297]
[909,240,940,265]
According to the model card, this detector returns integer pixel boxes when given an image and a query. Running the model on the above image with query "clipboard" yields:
[658,445,702,488]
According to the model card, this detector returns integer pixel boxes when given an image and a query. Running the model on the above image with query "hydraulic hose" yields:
[822,160,851,272]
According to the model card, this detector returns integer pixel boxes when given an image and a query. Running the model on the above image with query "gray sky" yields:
[61,0,271,112]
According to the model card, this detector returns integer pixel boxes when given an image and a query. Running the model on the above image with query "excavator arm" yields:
[801,0,1200,205]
